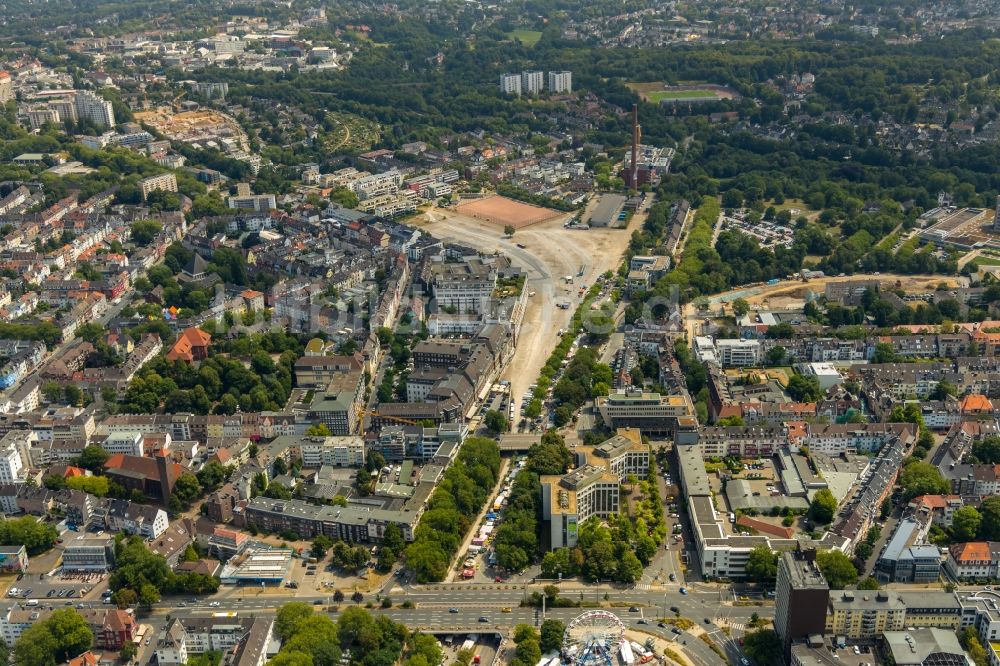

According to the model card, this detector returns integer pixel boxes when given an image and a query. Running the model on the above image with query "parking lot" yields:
[7,570,106,603]
[721,210,795,249]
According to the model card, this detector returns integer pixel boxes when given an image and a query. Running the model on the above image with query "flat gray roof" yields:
[588,194,626,226]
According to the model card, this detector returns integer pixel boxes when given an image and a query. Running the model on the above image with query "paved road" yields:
[109,579,772,665]
[153,582,769,621]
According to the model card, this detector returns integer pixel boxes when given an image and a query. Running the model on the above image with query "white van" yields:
[25,599,38,606]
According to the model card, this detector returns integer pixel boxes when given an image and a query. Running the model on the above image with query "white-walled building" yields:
[548,70,572,93]
[522,70,544,95]
[74,91,115,128]
[103,432,145,457]
[500,73,522,95]
[299,435,366,467]
[801,362,843,390]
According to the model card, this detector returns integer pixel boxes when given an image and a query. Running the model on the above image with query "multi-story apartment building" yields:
[293,354,363,389]
[352,170,403,200]
[548,70,572,93]
[0,431,28,483]
[0,608,48,647]
[242,496,417,543]
[139,173,178,200]
[716,339,762,367]
[74,91,115,128]
[104,500,169,540]
[697,425,788,458]
[826,590,907,637]
[227,193,276,211]
[826,590,964,638]
[500,73,522,95]
[541,465,620,549]
[804,422,918,455]
[900,591,963,631]
[49,99,77,124]
[521,70,544,94]
[298,435,365,467]
[157,616,273,666]
[946,542,1000,580]
[27,107,60,129]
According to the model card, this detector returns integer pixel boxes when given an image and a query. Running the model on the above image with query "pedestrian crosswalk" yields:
[633,582,654,591]
[727,622,747,633]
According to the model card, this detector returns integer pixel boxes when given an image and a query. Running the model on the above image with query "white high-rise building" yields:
[522,70,544,95]
[0,443,24,484]
[499,73,522,96]
[74,91,115,128]
[49,99,77,123]
[548,71,572,93]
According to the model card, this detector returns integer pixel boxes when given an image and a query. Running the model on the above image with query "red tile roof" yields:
[961,394,993,414]
[950,541,992,563]
[67,652,99,666]
[166,327,211,363]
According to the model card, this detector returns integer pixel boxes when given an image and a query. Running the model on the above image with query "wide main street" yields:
[158,581,764,666]
[160,579,767,664]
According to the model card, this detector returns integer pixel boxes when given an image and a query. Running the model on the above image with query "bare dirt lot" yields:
[417,203,645,417]
[455,196,563,229]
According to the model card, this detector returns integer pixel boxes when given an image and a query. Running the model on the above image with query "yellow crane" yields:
[355,407,422,433]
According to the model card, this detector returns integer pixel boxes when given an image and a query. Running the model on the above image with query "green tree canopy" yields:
[899,460,950,499]
[816,550,858,590]
[14,608,93,666]
[809,488,838,525]
[953,506,982,542]
[980,497,1000,541]
[742,629,782,665]
[745,545,779,585]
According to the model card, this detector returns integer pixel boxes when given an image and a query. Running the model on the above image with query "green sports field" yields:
[507,29,542,46]
[646,89,718,102]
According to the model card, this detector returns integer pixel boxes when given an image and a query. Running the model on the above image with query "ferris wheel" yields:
[562,610,627,666]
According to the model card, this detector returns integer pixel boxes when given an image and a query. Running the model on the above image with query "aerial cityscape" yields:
[3,0,1000,665]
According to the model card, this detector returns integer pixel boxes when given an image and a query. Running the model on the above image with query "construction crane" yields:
[355,407,422,433]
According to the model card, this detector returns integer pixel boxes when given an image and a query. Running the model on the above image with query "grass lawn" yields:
[646,89,717,102]
[507,29,542,46]
[768,198,822,222]
[971,254,1000,267]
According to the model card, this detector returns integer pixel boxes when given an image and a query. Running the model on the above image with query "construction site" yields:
[134,108,250,153]
[918,202,998,250]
